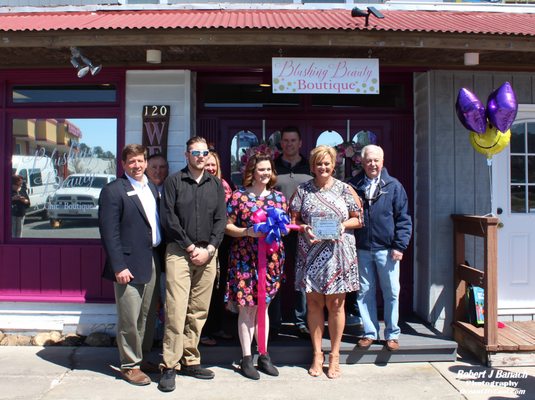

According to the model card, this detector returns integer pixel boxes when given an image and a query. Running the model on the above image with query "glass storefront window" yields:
[509,121,535,214]
[12,85,116,103]
[311,83,406,109]
[230,130,259,187]
[202,84,299,108]
[11,118,117,239]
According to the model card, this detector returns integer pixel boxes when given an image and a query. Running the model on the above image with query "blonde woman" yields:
[205,150,232,202]
[290,145,363,379]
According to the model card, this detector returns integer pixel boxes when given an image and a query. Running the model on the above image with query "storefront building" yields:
[1,3,535,335]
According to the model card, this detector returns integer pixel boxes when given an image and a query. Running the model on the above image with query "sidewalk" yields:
[1,346,534,400]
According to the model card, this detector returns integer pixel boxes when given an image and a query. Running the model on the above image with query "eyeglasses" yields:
[189,150,209,157]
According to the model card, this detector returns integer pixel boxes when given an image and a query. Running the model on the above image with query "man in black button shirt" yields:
[274,127,312,338]
[158,137,226,392]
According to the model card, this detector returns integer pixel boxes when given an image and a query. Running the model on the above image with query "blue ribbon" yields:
[253,207,290,244]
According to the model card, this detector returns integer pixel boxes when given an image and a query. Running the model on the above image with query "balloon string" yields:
[487,158,493,216]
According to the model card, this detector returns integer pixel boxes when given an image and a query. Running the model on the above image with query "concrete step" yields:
[198,319,457,366]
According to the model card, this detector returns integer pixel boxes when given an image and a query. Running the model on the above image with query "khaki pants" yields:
[162,242,217,369]
[141,256,162,353]
[114,253,157,369]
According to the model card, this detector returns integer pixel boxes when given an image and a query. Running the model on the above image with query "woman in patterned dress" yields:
[290,145,363,379]
[225,153,287,380]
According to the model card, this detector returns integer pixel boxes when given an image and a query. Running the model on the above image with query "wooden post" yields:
[453,218,467,323]
[451,215,499,354]
[484,219,499,347]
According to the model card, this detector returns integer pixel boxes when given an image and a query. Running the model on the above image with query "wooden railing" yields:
[451,215,499,351]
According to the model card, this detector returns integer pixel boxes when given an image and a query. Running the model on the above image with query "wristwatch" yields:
[207,247,215,258]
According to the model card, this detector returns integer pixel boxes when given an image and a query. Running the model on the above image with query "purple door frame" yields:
[196,70,415,315]
[0,68,125,303]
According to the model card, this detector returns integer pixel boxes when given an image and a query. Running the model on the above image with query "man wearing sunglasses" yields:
[158,136,227,392]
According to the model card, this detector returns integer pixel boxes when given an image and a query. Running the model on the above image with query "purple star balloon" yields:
[456,88,487,134]
[486,82,518,132]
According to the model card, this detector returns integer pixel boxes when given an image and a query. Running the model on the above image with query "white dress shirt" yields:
[126,174,161,247]
[365,175,380,201]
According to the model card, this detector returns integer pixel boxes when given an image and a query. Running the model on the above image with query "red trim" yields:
[1,9,534,36]
[0,295,88,303]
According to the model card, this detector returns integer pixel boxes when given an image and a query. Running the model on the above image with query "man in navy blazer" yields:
[99,144,162,386]
[348,145,412,352]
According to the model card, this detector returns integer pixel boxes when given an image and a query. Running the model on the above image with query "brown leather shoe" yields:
[120,368,151,386]
[386,339,400,351]
[357,338,374,348]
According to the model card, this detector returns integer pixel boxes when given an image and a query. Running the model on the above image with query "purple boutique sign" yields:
[272,58,379,95]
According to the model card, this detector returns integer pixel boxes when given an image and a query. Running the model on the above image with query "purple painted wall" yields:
[1,68,125,304]
[0,245,114,302]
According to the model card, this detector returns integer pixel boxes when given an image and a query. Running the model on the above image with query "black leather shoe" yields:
[181,365,215,380]
[140,360,160,374]
[158,368,176,392]
[257,353,279,376]
[240,355,260,380]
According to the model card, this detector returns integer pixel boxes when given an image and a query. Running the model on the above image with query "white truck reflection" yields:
[47,173,116,228]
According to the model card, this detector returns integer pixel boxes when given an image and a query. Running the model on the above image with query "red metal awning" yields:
[0,9,534,36]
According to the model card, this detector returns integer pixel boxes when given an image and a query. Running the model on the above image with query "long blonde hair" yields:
[207,150,223,179]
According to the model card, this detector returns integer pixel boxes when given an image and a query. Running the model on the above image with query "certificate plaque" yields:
[311,216,340,240]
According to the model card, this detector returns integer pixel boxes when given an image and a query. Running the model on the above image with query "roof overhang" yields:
[2,9,535,70]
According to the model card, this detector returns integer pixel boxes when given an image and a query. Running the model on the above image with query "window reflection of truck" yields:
[12,155,59,217]
[47,173,116,228]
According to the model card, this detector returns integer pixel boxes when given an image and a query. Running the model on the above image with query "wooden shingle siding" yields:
[414,70,535,335]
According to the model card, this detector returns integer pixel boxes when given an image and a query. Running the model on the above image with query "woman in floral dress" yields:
[225,153,287,380]
[290,145,363,379]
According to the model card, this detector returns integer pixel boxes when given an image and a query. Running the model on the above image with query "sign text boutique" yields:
[272,58,379,95]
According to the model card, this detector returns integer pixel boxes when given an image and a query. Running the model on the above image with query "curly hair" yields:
[242,153,277,189]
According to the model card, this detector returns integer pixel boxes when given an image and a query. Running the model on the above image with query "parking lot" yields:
[21,215,100,239]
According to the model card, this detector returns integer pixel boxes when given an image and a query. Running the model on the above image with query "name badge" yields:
[127,190,137,196]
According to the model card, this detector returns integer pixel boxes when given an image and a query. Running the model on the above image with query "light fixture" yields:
[70,56,90,78]
[70,47,102,78]
[464,52,479,66]
[80,54,102,75]
[146,49,162,64]
[351,6,385,27]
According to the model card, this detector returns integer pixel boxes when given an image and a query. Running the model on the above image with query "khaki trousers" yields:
[114,253,157,369]
[142,255,162,353]
[162,242,217,369]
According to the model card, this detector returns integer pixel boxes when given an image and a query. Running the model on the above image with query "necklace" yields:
[247,186,270,198]
[314,177,334,191]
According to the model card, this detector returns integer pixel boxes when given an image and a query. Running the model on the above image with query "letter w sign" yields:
[142,105,170,158]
